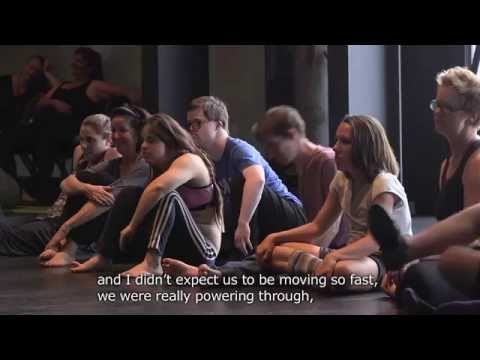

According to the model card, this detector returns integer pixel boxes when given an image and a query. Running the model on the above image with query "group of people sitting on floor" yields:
[1,57,480,314]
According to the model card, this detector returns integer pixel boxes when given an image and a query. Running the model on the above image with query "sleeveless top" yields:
[435,140,480,221]
[50,81,102,132]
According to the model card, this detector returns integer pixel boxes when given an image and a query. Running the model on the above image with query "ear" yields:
[287,128,298,139]
[467,113,480,127]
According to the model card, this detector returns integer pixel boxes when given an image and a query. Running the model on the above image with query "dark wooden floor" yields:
[0,257,399,315]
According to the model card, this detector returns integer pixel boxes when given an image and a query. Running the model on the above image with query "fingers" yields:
[90,191,115,207]
[246,238,254,253]
[39,249,56,261]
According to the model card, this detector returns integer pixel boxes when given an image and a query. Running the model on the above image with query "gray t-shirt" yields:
[330,171,412,244]
[86,157,152,198]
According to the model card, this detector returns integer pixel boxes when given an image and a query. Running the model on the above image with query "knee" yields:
[333,261,355,278]
[439,246,475,274]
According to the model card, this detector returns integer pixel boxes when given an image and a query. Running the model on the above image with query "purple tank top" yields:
[177,183,214,210]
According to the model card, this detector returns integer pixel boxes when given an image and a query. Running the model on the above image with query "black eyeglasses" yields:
[429,99,463,113]
[188,119,209,132]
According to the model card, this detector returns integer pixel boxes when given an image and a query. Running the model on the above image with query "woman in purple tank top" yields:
[71,113,224,276]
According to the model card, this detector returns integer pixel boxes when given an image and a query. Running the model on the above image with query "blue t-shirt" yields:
[214,138,302,213]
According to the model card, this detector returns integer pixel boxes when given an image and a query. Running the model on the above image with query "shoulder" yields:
[331,171,347,187]
[371,172,402,190]
[463,150,480,184]
[229,137,255,151]
[173,153,203,167]
[229,137,260,157]
[309,147,336,167]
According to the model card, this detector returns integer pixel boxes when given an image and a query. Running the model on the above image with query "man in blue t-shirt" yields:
[186,96,306,264]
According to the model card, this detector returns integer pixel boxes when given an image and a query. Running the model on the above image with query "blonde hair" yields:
[436,66,480,115]
[342,115,399,182]
[81,114,111,139]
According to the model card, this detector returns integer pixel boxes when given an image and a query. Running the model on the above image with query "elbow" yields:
[60,179,69,194]
[247,176,265,190]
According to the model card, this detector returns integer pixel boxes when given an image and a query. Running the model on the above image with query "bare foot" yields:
[40,251,75,267]
[121,259,163,278]
[162,258,199,277]
[71,254,111,273]
[198,264,222,277]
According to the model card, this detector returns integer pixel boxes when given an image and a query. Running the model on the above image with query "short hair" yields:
[81,114,112,139]
[188,96,229,131]
[341,115,399,181]
[252,105,306,141]
[436,66,480,115]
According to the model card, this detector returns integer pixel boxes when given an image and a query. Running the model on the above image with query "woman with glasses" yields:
[370,66,480,312]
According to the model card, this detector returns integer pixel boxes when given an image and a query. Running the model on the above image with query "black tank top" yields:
[435,140,480,221]
[51,81,102,131]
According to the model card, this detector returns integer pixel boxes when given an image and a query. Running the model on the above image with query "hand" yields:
[256,234,276,265]
[52,99,72,114]
[234,221,253,256]
[119,224,136,252]
[39,223,71,261]
[84,184,114,206]
[314,253,338,280]
[381,271,401,298]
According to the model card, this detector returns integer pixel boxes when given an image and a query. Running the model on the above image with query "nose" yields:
[333,142,339,153]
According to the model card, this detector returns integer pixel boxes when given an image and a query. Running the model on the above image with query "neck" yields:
[121,149,138,165]
[294,138,317,170]
[347,168,369,185]
[447,131,480,160]
[89,148,108,165]
[207,130,229,161]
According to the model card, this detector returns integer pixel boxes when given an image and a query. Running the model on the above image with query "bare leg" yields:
[121,249,163,277]
[439,246,480,297]
[71,254,112,273]
[369,204,480,270]
[408,205,480,259]
[265,245,302,273]
[279,242,322,255]
[314,257,379,292]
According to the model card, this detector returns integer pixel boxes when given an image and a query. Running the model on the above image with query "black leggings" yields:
[97,187,217,266]
[62,171,116,246]
[397,259,470,309]
[218,177,307,263]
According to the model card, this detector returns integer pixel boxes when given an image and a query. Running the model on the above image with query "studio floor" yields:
[0,257,400,315]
